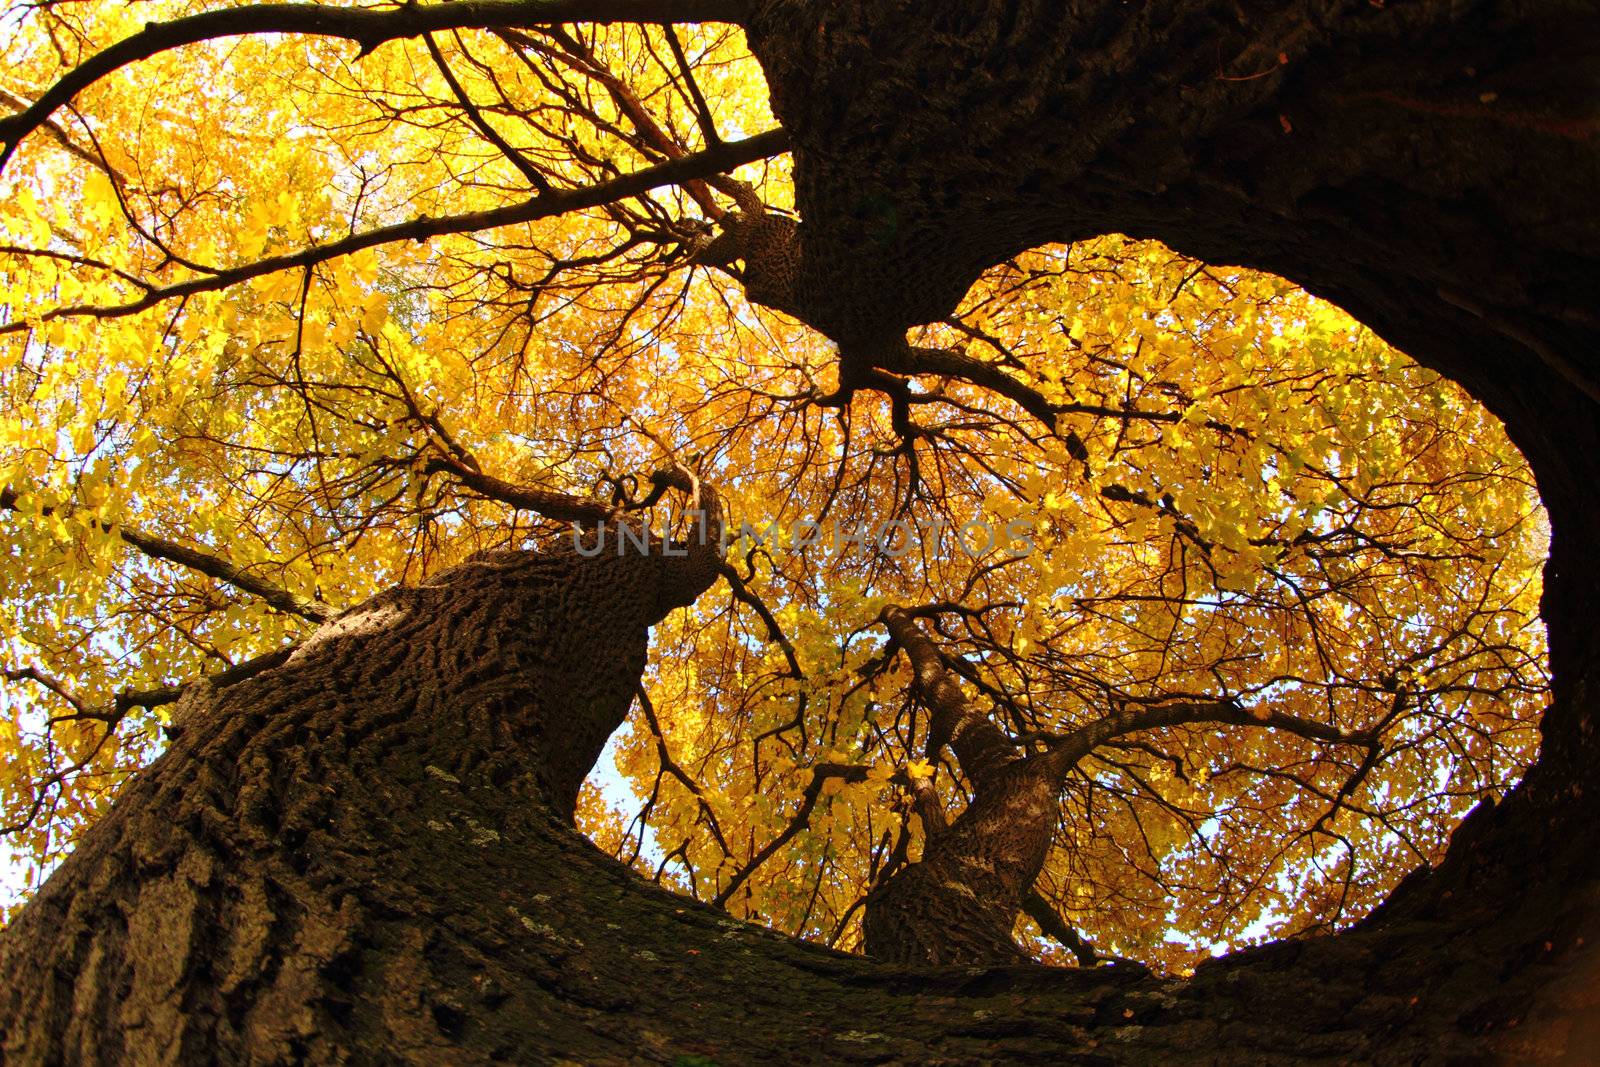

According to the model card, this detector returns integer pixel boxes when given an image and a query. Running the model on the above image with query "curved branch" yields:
[636,685,731,858]
[422,32,551,192]
[879,344,1062,429]
[1022,890,1099,967]
[716,561,801,679]
[0,487,333,622]
[1,129,788,334]
[427,451,727,607]
[1039,698,1374,779]
[879,604,1019,787]
[114,525,334,622]
[1,644,296,838]
[879,343,1243,449]
[0,0,749,172]
[426,454,623,525]
[1,666,96,719]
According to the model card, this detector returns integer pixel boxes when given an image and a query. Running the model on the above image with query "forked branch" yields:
[1,130,789,335]
[0,0,750,172]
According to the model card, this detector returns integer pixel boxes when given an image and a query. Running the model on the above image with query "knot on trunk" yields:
[648,466,728,619]
[691,210,805,322]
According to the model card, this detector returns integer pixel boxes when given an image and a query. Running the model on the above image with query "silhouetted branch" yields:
[0,487,333,623]
[0,0,751,172]
[2,130,789,335]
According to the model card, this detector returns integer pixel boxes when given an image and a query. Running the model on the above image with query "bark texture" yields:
[0,527,728,1063]
[738,4,1600,1049]
[863,607,1068,967]
[3,543,1595,1065]
[3,1,1600,1062]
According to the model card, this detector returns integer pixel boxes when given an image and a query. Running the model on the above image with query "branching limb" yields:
[1,644,295,836]
[879,604,1019,787]
[2,130,789,335]
[1039,698,1376,780]
[1,667,101,721]
[636,685,731,858]
[0,0,750,172]
[878,344,1062,430]
[422,33,551,192]
[716,561,801,680]
[115,526,333,623]
[875,342,1245,454]
[662,25,722,148]
[424,454,623,526]
[1,487,333,623]
[0,88,127,181]
[1021,890,1099,967]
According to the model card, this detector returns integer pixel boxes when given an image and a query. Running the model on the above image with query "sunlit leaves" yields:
[589,241,1546,967]
[0,0,1548,970]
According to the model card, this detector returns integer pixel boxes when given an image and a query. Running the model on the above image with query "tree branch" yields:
[2,129,789,334]
[663,25,722,147]
[1,644,296,837]
[423,32,551,192]
[716,561,801,680]
[1040,698,1374,779]
[877,343,1243,451]
[115,525,334,622]
[426,454,624,526]
[879,344,1062,430]
[879,604,1019,788]
[1,666,97,720]
[712,761,868,908]
[0,487,333,622]
[0,0,750,172]
[636,685,731,858]
[1022,890,1099,967]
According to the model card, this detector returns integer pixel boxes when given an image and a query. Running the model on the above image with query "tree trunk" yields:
[862,759,1062,967]
[5,1,1600,1061]
[0,535,734,1063]
[861,605,1073,967]
[5,542,1596,1065]
[741,2,1600,1047]
[0,529,1596,1063]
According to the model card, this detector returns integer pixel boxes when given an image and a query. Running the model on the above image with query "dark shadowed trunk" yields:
[0,492,729,1062]
[739,1,1600,1047]
[864,758,1066,967]
[4,1,1600,1061]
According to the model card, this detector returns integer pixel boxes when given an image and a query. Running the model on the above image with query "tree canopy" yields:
[0,0,1550,975]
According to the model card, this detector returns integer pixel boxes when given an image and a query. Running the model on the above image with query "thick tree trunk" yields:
[744,0,1600,1025]
[0,530,1597,1061]
[4,541,1596,1065]
[5,1,1600,1061]
[0,532,732,1063]
[862,759,1062,967]
[861,606,1073,967]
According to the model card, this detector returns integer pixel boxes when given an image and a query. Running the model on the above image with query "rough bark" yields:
[863,606,1064,967]
[3,0,1600,1061]
[0,495,728,1062]
[864,758,1063,967]
[3,547,1595,1064]
[5,537,1595,1065]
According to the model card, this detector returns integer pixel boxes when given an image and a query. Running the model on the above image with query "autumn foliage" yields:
[0,2,1547,971]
